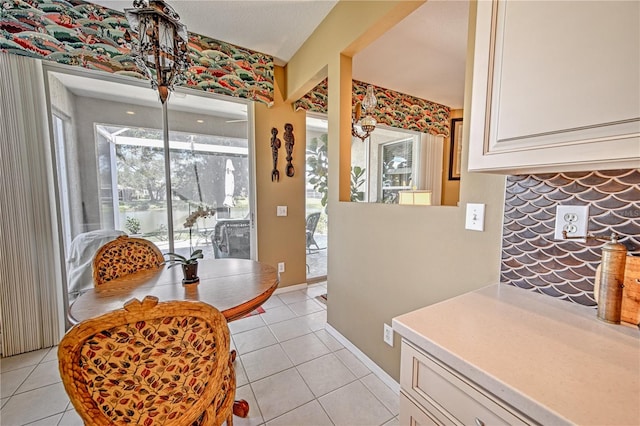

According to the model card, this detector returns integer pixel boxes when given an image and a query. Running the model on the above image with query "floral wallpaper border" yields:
[0,0,274,105]
[294,78,450,137]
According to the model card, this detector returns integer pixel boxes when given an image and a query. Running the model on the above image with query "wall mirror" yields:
[351,127,445,205]
[349,0,469,206]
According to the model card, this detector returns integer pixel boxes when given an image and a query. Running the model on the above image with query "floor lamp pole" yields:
[163,101,175,253]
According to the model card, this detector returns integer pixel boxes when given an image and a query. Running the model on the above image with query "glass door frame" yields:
[305,112,328,282]
[42,62,258,323]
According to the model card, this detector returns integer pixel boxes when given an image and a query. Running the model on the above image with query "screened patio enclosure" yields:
[47,69,255,303]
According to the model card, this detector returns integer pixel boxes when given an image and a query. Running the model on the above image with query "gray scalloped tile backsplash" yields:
[501,169,640,306]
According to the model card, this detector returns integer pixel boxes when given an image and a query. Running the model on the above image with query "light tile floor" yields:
[306,234,327,280]
[0,282,400,426]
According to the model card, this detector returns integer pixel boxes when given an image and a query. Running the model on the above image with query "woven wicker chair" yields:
[92,236,164,286]
[58,296,236,426]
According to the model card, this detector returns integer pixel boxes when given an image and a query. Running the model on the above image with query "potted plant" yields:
[164,249,204,285]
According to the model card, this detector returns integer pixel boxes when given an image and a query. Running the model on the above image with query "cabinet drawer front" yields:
[400,392,443,426]
[401,341,530,426]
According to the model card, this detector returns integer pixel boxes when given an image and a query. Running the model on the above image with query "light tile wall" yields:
[501,169,640,305]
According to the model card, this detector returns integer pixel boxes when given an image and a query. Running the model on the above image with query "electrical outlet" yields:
[383,324,394,347]
[278,262,285,273]
[554,205,589,242]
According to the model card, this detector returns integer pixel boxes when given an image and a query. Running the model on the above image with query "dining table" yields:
[69,258,279,324]
[68,258,278,419]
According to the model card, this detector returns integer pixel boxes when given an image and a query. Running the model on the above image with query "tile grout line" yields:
[359,373,399,418]
[232,310,326,358]
[244,381,267,424]
[5,387,70,426]
[4,364,40,399]
[8,360,64,398]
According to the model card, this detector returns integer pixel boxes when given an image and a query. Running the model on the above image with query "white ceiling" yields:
[354,0,469,109]
[90,0,339,66]
[88,0,469,109]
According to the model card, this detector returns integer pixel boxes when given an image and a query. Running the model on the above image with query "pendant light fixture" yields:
[125,0,189,252]
[351,84,378,141]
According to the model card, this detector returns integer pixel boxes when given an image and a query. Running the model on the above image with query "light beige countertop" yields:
[392,284,640,426]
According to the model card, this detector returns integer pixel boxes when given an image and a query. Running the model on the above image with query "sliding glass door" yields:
[95,124,250,255]
[46,67,254,303]
[305,114,328,281]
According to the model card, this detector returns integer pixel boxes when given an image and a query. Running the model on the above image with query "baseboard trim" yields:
[307,275,327,285]
[273,282,308,295]
[325,324,400,394]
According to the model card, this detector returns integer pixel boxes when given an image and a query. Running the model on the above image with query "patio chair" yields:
[212,219,251,259]
[92,236,164,286]
[58,296,237,426]
[306,212,321,253]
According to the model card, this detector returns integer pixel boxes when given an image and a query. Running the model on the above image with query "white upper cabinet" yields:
[468,0,640,173]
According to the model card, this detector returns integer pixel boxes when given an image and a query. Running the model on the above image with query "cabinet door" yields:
[468,0,640,173]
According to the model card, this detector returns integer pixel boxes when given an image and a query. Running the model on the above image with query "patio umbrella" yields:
[223,159,235,207]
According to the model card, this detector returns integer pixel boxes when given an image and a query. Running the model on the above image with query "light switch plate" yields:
[465,203,485,231]
[276,206,287,216]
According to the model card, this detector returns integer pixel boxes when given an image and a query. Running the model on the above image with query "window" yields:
[96,125,250,253]
[52,113,73,256]
[352,126,423,203]
[379,138,415,203]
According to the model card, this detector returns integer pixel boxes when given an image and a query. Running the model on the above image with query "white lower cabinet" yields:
[399,340,535,426]
[400,392,440,426]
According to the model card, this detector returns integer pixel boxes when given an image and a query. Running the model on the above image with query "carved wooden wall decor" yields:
[284,123,295,177]
[270,127,280,182]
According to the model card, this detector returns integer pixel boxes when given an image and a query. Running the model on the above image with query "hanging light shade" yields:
[125,0,189,103]
[124,0,189,253]
[352,85,378,141]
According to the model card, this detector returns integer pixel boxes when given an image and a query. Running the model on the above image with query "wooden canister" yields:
[597,235,627,323]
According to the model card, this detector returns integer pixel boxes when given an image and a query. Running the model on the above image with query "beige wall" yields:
[324,1,507,381]
[275,2,423,290]
[285,1,424,103]
[441,109,463,206]
[254,66,308,287]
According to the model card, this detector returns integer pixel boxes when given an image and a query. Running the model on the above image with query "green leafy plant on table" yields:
[164,249,204,267]
[164,250,204,285]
